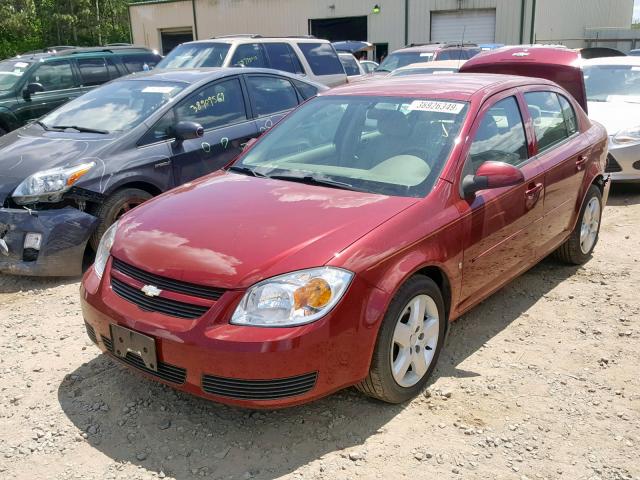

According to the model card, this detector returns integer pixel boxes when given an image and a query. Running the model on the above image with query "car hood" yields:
[0,126,113,203]
[587,100,640,136]
[112,171,418,289]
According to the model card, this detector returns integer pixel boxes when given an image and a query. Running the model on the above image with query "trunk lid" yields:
[460,46,588,113]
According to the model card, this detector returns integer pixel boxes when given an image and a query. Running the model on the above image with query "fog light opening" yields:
[22,232,42,262]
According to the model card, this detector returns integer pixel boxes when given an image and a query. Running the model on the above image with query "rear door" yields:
[76,56,117,95]
[169,76,258,184]
[521,88,592,252]
[12,59,81,123]
[457,91,546,310]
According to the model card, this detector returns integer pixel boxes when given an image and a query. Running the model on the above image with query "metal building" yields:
[129,0,634,58]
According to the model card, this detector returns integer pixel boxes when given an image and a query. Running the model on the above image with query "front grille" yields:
[102,335,186,384]
[111,257,225,301]
[111,277,210,319]
[605,154,623,173]
[85,322,97,344]
[201,372,318,400]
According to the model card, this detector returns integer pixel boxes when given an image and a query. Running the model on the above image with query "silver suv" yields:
[156,35,347,87]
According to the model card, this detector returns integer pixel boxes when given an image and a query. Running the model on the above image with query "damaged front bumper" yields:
[0,207,99,276]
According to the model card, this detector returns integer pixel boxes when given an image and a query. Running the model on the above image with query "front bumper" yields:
[607,141,640,182]
[0,207,98,276]
[80,259,386,408]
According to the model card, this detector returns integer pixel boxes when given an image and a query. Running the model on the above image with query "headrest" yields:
[377,110,410,138]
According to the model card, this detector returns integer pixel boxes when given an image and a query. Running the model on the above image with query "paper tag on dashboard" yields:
[407,100,465,114]
[14,62,28,68]
[142,86,177,94]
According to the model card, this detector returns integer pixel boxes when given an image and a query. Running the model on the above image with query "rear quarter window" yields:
[122,54,161,73]
[292,79,318,100]
[297,43,344,76]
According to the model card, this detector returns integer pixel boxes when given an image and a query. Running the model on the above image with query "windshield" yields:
[377,52,433,72]
[41,80,185,132]
[584,65,640,103]
[235,96,468,198]
[0,60,31,91]
[156,43,231,69]
[391,67,459,77]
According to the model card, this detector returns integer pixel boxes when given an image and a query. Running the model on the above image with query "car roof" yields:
[322,73,555,101]
[10,46,155,62]
[122,67,327,88]
[397,60,466,70]
[183,36,328,46]
[582,56,640,66]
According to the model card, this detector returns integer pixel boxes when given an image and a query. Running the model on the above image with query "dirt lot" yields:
[0,185,638,480]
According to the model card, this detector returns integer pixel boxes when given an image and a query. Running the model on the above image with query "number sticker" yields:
[407,100,465,114]
[189,92,225,114]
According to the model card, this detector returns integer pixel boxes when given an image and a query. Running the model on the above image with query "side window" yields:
[292,79,318,100]
[138,110,176,146]
[263,43,303,74]
[524,91,569,153]
[106,58,120,79]
[340,55,361,76]
[558,94,578,136]
[468,96,528,173]
[297,42,344,76]
[175,78,247,130]
[28,61,75,91]
[122,54,159,73]
[230,43,268,68]
[246,75,299,117]
[77,58,110,86]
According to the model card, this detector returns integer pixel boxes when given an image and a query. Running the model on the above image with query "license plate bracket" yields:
[110,324,158,372]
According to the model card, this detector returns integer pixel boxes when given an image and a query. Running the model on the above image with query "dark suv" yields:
[0,46,162,136]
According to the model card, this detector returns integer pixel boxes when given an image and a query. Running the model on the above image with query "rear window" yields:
[122,54,161,73]
[297,43,344,76]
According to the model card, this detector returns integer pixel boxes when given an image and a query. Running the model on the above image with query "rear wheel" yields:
[553,184,602,265]
[89,188,152,251]
[355,276,446,404]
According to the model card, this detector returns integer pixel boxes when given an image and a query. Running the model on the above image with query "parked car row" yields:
[0,41,632,410]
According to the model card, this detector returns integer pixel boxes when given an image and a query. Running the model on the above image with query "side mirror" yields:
[23,82,44,99]
[462,161,525,198]
[173,121,204,143]
[242,136,259,151]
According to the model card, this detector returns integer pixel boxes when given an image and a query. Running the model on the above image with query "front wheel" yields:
[355,276,446,404]
[553,184,602,265]
[89,188,152,251]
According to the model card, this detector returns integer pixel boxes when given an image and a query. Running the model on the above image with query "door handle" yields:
[525,183,544,197]
[576,155,588,170]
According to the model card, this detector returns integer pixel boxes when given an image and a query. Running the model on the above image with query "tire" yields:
[0,126,7,137]
[355,276,446,404]
[89,188,152,251]
[553,184,603,265]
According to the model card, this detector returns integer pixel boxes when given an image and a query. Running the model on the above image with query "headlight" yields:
[231,267,354,327]
[93,221,118,279]
[12,162,94,204]
[612,125,640,145]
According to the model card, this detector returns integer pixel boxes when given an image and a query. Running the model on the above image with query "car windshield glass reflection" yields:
[377,52,432,72]
[40,80,185,133]
[584,65,640,103]
[157,43,231,69]
[236,96,468,198]
[0,60,31,91]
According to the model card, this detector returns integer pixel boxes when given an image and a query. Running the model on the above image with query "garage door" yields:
[431,9,496,44]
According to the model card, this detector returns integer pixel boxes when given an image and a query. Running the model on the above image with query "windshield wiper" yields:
[35,120,55,131]
[267,173,365,192]
[51,125,109,134]
[226,165,268,177]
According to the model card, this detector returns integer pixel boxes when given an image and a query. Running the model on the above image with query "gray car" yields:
[583,56,640,182]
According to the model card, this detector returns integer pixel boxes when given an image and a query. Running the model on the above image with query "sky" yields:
[635,0,640,22]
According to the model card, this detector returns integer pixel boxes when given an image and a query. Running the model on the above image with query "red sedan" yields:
[81,52,609,408]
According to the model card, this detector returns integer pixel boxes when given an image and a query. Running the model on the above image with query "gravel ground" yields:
[0,185,638,480]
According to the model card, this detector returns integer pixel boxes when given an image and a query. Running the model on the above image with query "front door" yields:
[457,93,545,310]
[169,76,258,184]
[521,89,591,252]
[12,60,82,123]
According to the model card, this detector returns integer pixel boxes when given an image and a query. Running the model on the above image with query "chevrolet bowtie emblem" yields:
[141,285,162,297]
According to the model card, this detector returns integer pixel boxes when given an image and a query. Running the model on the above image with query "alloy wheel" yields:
[580,196,601,254]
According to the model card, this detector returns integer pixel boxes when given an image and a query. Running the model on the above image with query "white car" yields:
[338,52,367,82]
[388,60,466,77]
[583,56,640,181]
[156,35,347,87]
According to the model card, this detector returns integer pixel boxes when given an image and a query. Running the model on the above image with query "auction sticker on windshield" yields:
[408,100,465,114]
